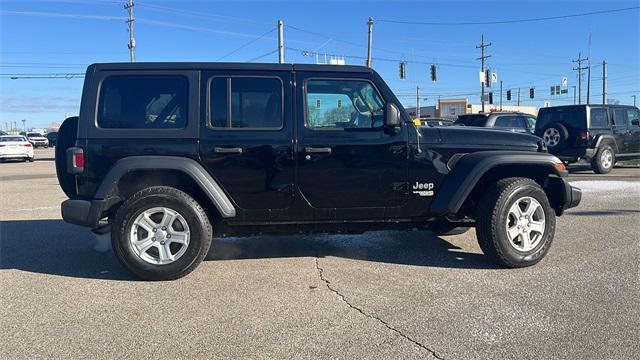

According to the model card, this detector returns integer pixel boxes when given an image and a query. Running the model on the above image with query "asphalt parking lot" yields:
[1,148,639,359]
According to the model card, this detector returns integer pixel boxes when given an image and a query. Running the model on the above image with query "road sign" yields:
[491,72,498,83]
[562,76,568,87]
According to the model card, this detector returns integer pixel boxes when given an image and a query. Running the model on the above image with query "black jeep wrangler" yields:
[56,63,581,280]
[536,105,640,173]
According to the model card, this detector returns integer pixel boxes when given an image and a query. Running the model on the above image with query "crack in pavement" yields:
[314,257,444,360]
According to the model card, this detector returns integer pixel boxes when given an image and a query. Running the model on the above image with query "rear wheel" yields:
[591,145,615,174]
[55,116,79,198]
[476,177,556,268]
[112,186,212,281]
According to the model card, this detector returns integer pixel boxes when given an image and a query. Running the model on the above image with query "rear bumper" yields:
[61,199,108,228]
[0,153,32,159]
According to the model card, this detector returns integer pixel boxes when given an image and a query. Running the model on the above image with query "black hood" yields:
[419,126,542,152]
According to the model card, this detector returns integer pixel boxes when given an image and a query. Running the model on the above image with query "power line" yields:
[247,49,278,63]
[378,6,640,26]
[217,27,276,60]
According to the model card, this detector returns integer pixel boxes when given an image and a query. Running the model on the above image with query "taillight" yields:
[23,143,32,147]
[0,145,5,147]
[579,131,589,140]
[66,147,84,174]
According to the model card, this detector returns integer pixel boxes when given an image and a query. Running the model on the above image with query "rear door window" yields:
[613,109,628,127]
[454,115,487,127]
[98,75,188,129]
[209,77,283,129]
[494,115,525,129]
[590,108,610,127]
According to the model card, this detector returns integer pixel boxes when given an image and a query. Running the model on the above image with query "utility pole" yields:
[499,80,503,110]
[602,60,607,104]
[476,33,491,112]
[277,20,284,64]
[416,86,420,118]
[572,52,588,105]
[632,95,637,107]
[517,88,521,106]
[125,0,135,63]
[572,86,577,104]
[366,17,373,68]
[586,27,592,105]
[21,119,26,132]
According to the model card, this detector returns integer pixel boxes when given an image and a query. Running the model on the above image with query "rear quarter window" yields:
[454,115,487,127]
[98,75,188,129]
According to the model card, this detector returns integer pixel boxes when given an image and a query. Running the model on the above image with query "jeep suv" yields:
[56,63,581,280]
[536,105,640,173]
[454,112,537,134]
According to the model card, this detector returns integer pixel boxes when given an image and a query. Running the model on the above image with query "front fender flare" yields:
[95,156,236,218]
[430,151,565,216]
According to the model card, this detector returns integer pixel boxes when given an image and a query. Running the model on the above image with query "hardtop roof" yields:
[88,62,374,74]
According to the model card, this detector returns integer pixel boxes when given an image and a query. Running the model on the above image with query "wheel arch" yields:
[430,151,567,217]
[593,134,618,153]
[96,156,236,219]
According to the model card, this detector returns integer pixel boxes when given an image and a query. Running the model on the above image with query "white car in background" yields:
[0,135,34,162]
[25,132,49,148]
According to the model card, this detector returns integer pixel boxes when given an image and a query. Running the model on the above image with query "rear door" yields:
[198,71,295,219]
[295,73,408,219]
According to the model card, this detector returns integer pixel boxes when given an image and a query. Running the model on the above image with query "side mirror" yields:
[384,103,401,134]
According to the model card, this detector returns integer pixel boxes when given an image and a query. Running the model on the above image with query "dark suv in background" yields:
[536,105,640,173]
[454,112,537,134]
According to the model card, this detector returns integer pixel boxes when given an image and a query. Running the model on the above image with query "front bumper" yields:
[61,199,108,228]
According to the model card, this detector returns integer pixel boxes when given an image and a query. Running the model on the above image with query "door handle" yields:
[305,147,332,154]
[214,147,243,154]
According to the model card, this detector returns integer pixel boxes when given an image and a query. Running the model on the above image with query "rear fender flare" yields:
[593,135,618,153]
[95,156,236,218]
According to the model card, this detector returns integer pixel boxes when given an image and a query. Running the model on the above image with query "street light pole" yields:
[22,119,26,132]
[633,95,637,107]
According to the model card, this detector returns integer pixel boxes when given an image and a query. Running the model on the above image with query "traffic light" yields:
[529,87,535,99]
[506,89,512,101]
[430,64,437,82]
[488,92,493,104]
[485,69,491,87]
[399,61,406,80]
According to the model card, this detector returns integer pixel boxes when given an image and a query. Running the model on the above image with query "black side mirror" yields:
[384,103,401,135]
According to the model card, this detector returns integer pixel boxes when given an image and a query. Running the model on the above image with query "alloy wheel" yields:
[129,207,191,265]
[505,196,546,252]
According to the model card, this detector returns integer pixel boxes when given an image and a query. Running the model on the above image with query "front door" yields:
[295,73,408,218]
[199,71,295,219]
[626,107,640,153]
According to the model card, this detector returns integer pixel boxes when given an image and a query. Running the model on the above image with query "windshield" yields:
[27,132,43,137]
[1,136,26,142]
[454,115,487,127]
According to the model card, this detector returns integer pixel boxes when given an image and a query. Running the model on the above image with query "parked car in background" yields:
[454,112,536,134]
[25,132,49,148]
[46,132,58,146]
[419,118,455,127]
[0,135,34,162]
[536,104,640,173]
[0,130,7,136]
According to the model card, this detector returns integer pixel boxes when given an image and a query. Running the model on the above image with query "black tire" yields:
[27,157,34,162]
[591,144,615,174]
[541,123,569,152]
[55,116,79,198]
[112,186,213,281]
[429,222,470,236]
[476,177,556,268]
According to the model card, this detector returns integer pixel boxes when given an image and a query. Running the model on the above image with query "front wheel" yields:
[112,186,213,280]
[475,177,556,268]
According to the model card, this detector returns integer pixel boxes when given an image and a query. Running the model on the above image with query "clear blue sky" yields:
[1,0,638,129]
